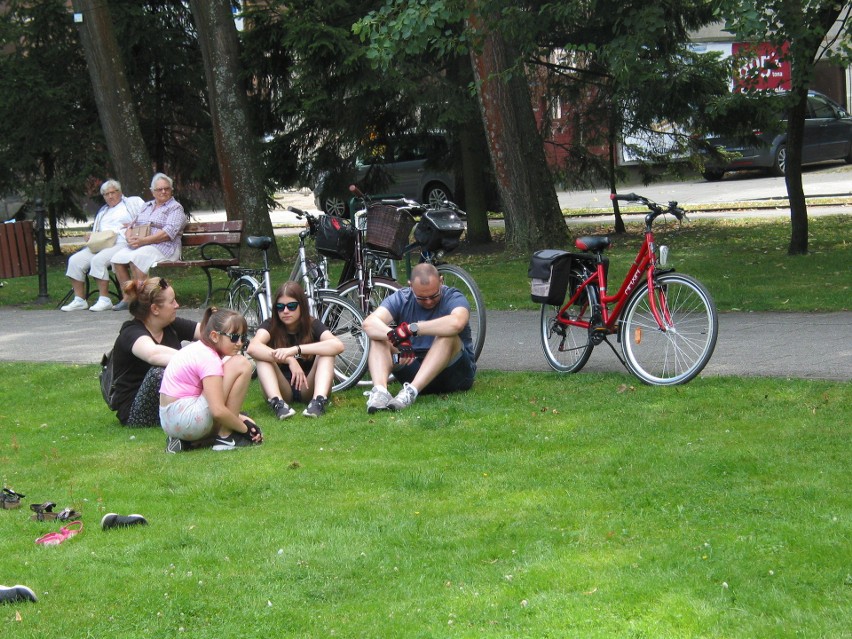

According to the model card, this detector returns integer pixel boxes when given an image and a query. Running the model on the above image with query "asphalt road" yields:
[0,307,848,382]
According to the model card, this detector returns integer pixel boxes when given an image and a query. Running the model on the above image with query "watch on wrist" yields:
[409,322,419,336]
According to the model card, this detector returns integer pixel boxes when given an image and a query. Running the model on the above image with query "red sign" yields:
[733,42,791,91]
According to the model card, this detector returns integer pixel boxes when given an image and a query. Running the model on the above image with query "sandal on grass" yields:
[1,488,25,510]
[35,521,83,546]
[30,504,80,522]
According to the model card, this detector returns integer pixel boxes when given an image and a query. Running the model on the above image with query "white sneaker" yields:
[60,297,88,312]
[388,383,419,411]
[366,386,393,414]
[89,298,113,312]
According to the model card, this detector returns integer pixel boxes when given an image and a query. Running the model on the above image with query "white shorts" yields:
[160,395,214,441]
[66,243,126,281]
[111,244,179,274]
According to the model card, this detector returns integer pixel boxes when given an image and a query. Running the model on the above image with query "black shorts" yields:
[393,349,475,394]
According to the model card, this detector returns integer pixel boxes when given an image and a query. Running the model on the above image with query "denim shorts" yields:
[394,349,476,394]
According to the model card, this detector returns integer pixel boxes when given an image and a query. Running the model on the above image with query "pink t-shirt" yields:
[160,341,224,399]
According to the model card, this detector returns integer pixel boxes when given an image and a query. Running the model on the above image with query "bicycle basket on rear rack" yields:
[365,204,415,259]
[413,208,466,253]
[315,214,356,260]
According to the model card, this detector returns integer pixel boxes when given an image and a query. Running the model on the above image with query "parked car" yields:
[702,90,852,181]
[313,133,456,216]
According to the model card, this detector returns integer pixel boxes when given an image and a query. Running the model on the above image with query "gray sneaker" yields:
[101,513,148,530]
[388,383,418,411]
[303,396,329,418]
[366,386,393,414]
[112,300,129,311]
[268,397,295,420]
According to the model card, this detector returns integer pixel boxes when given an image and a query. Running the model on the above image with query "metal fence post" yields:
[34,199,49,303]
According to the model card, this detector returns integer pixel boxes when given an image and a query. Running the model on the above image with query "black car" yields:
[313,133,455,216]
[702,90,852,181]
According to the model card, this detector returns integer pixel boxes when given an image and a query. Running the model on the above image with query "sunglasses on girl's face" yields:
[275,301,300,312]
[220,332,248,344]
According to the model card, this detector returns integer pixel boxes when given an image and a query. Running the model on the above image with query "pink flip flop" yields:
[35,521,83,546]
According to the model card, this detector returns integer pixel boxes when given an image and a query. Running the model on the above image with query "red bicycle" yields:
[534,193,718,385]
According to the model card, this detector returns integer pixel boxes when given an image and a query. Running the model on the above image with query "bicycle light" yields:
[659,245,669,266]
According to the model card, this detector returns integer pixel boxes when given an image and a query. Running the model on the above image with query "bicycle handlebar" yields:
[610,192,686,222]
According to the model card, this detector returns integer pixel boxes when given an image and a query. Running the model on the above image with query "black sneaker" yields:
[165,436,188,454]
[303,396,329,418]
[211,432,255,451]
[268,397,295,420]
[101,513,148,530]
[0,585,37,604]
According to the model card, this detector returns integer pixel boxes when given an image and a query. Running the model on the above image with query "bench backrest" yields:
[180,220,244,247]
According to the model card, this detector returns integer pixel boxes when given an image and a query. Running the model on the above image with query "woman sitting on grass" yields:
[246,281,344,419]
[159,307,262,453]
[109,277,200,427]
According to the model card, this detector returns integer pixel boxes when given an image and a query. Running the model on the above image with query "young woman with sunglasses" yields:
[108,277,201,427]
[159,307,261,452]
[246,281,345,418]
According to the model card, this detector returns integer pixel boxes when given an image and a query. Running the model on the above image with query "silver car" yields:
[702,91,852,181]
[313,133,455,216]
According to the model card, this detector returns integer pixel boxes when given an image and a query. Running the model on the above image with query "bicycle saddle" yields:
[575,236,612,253]
[246,236,273,250]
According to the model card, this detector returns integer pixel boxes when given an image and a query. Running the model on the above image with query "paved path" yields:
[1,308,848,381]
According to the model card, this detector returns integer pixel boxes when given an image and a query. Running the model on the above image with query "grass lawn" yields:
[1,214,849,636]
[1,366,849,637]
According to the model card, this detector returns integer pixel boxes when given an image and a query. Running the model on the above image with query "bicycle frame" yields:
[559,218,669,334]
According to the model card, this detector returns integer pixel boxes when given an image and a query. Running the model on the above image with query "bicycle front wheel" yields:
[539,269,594,373]
[436,264,486,361]
[619,272,718,385]
[315,292,369,393]
[228,275,265,337]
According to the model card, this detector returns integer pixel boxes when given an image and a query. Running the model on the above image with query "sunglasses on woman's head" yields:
[219,332,248,344]
[275,301,299,312]
[157,278,169,290]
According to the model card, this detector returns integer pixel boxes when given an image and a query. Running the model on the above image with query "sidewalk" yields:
[1,307,848,381]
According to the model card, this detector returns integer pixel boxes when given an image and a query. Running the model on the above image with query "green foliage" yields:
[1,364,849,636]
[0,0,106,219]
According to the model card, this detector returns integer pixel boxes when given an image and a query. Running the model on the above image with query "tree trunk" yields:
[451,56,491,244]
[188,0,279,262]
[467,14,567,252]
[607,102,626,234]
[71,0,151,198]
[785,88,809,255]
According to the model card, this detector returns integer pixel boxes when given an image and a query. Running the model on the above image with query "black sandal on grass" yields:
[30,502,80,522]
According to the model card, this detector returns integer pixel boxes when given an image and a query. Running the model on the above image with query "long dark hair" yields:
[268,281,314,348]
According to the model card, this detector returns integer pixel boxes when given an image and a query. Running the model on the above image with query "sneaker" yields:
[165,436,188,454]
[303,396,329,418]
[366,386,393,414]
[0,585,37,604]
[89,297,113,312]
[101,513,148,530]
[268,397,295,420]
[60,297,88,312]
[388,383,418,411]
[211,433,255,451]
[112,300,129,311]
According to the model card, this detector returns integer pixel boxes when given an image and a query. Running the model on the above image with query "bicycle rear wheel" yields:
[228,275,265,337]
[436,263,486,361]
[539,270,594,373]
[337,276,400,316]
[619,272,718,385]
[315,292,368,393]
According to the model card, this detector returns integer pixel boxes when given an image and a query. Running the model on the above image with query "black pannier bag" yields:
[315,214,356,260]
[528,249,573,305]
[413,208,466,253]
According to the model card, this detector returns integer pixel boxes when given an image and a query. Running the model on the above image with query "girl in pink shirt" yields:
[159,307,262,452]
